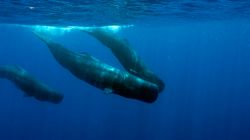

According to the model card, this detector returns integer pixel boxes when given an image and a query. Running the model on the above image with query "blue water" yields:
[0,1,250,140]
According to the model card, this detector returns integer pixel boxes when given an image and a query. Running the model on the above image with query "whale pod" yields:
[0,66,63,104]
[33,32,159,103]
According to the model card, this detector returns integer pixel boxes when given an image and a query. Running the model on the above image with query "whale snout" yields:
[139,84,159,103]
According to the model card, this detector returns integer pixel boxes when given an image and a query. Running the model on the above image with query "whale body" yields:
[0,65,63,104]
[80,28,165,92]
[33,32,159,103]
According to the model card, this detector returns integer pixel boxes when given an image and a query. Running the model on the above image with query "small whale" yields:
[33,31,159,103]
[0,65,63,104]
[80,27,165,92]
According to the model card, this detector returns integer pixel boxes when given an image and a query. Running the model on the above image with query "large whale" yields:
[33,31,159,103]
[0,65,63,104]
[80,27,165,92]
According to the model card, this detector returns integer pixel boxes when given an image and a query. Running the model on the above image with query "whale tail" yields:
[32,30,53,45]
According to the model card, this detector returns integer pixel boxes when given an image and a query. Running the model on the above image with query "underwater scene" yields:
[0,0,250,140]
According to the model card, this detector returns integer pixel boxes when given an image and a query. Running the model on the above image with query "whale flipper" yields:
[80,27,165,92]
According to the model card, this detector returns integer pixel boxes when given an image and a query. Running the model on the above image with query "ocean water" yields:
[0,1,250,140]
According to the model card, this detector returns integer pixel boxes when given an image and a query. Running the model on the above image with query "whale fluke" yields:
[0,65,63,104]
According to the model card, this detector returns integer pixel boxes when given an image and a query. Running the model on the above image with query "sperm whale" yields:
[33,31,159,103]
[80,27,165,92]
[0,65,63,104]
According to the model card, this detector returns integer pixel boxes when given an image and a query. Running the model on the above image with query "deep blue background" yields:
[0,20,250,140]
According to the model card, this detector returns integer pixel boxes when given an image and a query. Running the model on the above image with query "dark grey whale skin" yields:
[33,32,159,103]
[0,66,63,104]
[81,28,165,93]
